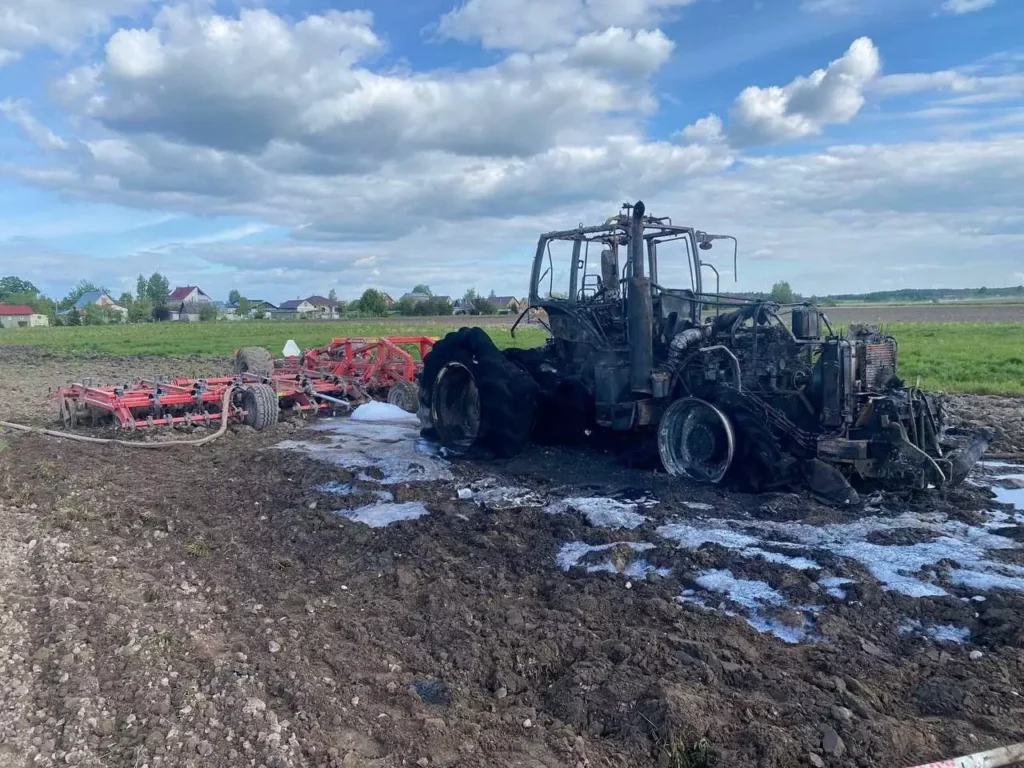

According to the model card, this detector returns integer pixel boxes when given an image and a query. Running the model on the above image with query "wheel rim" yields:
[658,397,735,484]
[431,362,481,452]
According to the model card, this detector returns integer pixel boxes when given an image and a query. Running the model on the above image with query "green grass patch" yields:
[0,320,1020,395]
[883,323,1024,396]
[0,320,548,358]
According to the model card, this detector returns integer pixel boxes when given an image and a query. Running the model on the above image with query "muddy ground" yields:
[0,347,1022,768]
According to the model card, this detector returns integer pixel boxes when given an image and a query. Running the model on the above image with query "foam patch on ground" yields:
[277,417,452,485]
[546,497,648,530]
[556,541,668,579]
[334,501,429,528]
[350,402,420,424]
[658,511,1024,598]
[680,569,820,644]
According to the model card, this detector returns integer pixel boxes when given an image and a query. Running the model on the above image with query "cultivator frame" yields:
[280,336,435,396]
[56,336,436,432]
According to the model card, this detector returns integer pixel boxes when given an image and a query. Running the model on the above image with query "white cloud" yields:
[51,5,675,172]
[3,6,1024,300]
[679,114,724,143]
[728,37,881,146]
[682,37,882,148]
[435,0,697,52]
[0,100,70,151]
[875,69,1024,106]
[940,0,996,14]
[0,0,152,65]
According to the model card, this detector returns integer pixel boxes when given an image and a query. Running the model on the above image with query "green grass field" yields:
[0,320,548,357]
[0,320,1020,395]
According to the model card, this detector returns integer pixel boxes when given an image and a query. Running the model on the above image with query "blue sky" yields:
[1,0,1022,303]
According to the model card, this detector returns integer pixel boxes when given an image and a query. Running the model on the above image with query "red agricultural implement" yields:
[56,336,436,432]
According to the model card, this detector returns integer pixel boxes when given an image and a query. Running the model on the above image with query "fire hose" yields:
[906,741,1024,768]
[0,385,237,449]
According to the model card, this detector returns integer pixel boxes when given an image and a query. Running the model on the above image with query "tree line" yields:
[0,274,518,325]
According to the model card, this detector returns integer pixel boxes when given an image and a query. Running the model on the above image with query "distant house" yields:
[169,286,213,305]
[74,290,127,320]
[213,301,238,319]
[399,291,431,304]
[274,299,315,319]
[381,293,396,308]
[0,304,49,328]
[452,298,474,315]
[247,300,276,318]
[304,295,341,319]
[488,296,524,314]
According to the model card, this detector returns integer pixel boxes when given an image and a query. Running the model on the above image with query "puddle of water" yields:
[556,541,668,578]
[976,461,1024,510]
[680,569,818,644]
[277,417,453,485]
[334,501,429,528]
[546,497,648,530]
[657,511,1024,599]
[899,619,971,645]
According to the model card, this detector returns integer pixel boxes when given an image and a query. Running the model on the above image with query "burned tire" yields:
[241,383,278,431]
[504,348,591,445]
[418,326,505,426]
[234,347,273,377]
[419,328,537,457]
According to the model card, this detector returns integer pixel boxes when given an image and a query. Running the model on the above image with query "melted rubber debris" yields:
[334,501,429,528]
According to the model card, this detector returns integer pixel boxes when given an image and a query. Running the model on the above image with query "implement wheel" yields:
[59,397,79,430]
[419,327,537,457]
[235,347,273,378]
[241,384,279,431]
[658,397,735,484]
[387,381,418,413]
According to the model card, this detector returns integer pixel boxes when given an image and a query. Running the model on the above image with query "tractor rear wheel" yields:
[241,383,279,431]
[419,328,537,457]
[235,347,273,377]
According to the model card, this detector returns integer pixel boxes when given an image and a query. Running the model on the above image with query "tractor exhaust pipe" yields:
[627,201,654,395]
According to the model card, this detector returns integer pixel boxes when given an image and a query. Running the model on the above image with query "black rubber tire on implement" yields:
[235,347,274,377]
[241,383,279,431]
[419,327,538,457]
[387,381,419,413]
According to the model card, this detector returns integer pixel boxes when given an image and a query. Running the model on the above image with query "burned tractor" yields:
[418,201,990,502]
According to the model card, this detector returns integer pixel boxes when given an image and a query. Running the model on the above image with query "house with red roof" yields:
[168,286,213,321]
[168,286,212,304]
[0,304,49,328]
